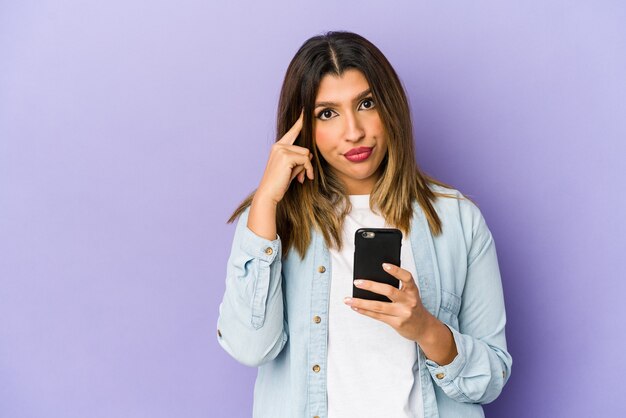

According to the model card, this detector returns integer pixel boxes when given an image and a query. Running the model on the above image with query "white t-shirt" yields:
[327,194,424,418]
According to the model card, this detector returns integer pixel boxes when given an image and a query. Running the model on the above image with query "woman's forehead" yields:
[315,69,370,104]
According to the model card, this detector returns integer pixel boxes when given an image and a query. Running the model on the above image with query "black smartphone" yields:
[353,228,402,302]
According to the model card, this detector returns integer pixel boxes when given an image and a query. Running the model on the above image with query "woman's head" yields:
[276,31,416,196]
[231,31,458,258]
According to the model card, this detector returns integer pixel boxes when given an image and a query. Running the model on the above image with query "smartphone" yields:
[353,228,402,302]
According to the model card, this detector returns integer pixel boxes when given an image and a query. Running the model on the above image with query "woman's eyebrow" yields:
[314,88,372,109]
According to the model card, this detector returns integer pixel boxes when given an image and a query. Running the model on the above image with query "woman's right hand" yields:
[255,110,314,205]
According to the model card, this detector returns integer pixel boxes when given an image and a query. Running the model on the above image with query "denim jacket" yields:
[216,184,512,418]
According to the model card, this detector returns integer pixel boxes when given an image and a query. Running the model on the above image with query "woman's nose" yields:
[343,111,366,142]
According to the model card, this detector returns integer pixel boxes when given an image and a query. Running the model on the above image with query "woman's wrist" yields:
[252,189,279,208]
[248,193,279,241]
[415,312,458,366]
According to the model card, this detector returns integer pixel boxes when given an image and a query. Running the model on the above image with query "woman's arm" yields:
[217,111,312,367]
[424,206,512,404]
[216,206,287,367]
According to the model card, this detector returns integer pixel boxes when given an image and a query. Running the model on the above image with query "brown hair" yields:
[228,31,464,258]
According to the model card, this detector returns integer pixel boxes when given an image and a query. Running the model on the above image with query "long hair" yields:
[228,31,464,259]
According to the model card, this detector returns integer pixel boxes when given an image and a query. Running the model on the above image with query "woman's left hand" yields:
[343,262,433,343]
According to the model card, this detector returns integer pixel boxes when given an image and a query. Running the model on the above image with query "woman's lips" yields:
[344,147,373,162]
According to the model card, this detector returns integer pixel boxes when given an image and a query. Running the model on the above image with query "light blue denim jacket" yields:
[217,184,512,418]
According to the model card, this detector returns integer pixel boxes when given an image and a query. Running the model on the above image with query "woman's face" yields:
[313,69,388,195]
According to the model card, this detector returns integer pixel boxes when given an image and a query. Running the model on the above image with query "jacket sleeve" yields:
[216,207,288,367]
[425,201,512,404]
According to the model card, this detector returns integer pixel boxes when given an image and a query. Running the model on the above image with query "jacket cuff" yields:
[240,225,281,263]
[425,325,467,387]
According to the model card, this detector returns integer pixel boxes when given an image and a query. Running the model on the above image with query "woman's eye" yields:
[317,109,336,120]
[359,98,375,110]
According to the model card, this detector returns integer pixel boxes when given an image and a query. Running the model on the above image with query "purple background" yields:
[1,1,625,417]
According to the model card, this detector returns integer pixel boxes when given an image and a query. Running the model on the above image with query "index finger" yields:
[382,263,417,290]
[277,109,304,145]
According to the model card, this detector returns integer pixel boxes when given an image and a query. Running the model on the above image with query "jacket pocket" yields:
[438,289,462,330]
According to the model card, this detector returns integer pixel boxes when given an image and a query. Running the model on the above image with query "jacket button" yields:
[312,364,321,373]
[265,247,273,255]
[313,315,321,323]
[217,329,222,338]
[318,265,326,273]
[435,372,445,379]
[502,371,506,378]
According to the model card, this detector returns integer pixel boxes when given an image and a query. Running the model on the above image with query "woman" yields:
[216,31,511,418]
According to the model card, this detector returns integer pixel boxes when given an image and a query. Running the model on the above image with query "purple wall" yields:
[1,1,625,417]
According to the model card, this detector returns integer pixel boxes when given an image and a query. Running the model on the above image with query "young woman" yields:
[216,31,512,418]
